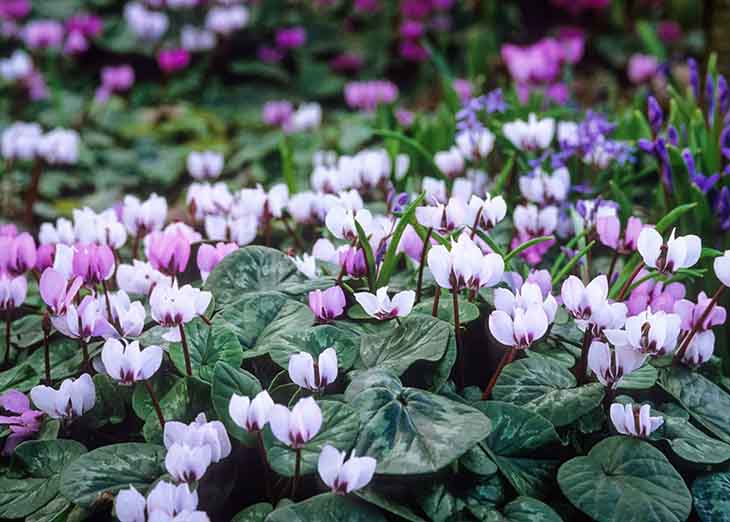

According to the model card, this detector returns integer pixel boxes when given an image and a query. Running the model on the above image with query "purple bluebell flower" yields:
[721,125,730,160]
[667,126,679,146]
[714,187,730,230]
[718,75,729,116]
[682,148,719,194]
[648,96,663,135]
[688,58,700,99]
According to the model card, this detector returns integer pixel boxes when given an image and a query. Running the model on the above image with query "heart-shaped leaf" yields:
[170,318,243,383]
[360,316,450,375]
[470,401,560,498]
[211,362,262,446]
[265,493,386,522]
[205,246,326,305]
[558,436,691,522]
[412,297,481,325]
[268,324,360,371]
[60,443,165,508]
[212,293,314,360]
[492,356,604,427]
[142,377,212,443]
[658,366,730,444]
[480,496,562,522]
[657,414,730,464]
[346,369,491,474]
[264,400,360,477]
[232,502,274,522]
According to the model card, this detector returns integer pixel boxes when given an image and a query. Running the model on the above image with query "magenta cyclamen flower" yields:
[344,81,399,112]
[72,243,115,285]
[596,212,644,253]
[309,287,346,322]
[22,20,64,49]
[157,48,190,73]
[0,274,26,311]
[146,230,191,276]
[39,268,83,315]
[262,100,294,127]
[275,26,306,49]
[0,389,42,455]
[0,0,31,20]
[0,232,36,277]
[197,242,238,282]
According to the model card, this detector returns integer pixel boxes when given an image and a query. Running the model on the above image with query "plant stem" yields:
[4,309,11,367]
[575,330,594,385]
[291,448,302,499]
[257,431,273,501]
[606,250,619,284]
[144,380,165,429]
[616,261,645,301]
[80,338,89,373]
[101,280,115,325]
[452,289,464,392]
[431,287,441,317]
[179,323,193,376]
[43,312,51,384]
[282,216,304,251]
[482,347,516,400]
[415,228,433,304]
[674,285,725,362]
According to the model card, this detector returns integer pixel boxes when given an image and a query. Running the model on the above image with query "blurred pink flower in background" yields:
[157,48,190,73]
[453,78,472,103]
[345,80,398,112]
[658,20,682,43]
[0,0,29,20]
[550,0,610,14]
[329,53,364,73]
[22,20,64,49]
[627,53,659,84]
[258,45,283,63]
[275,26,307,50]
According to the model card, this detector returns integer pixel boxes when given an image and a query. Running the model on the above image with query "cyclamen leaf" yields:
[558,436,691,522]
[266,492,387,522]
[693,472,730,522]
[169,318,243,383]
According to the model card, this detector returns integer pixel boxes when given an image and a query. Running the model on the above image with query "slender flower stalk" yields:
[178,323,192,376]
[482,347,516,400]
[415,227,432,303]
[4,309,10,367]
[292,448,302,499]
[42,312,51,384]
[432,287,441,317]
[452,288,464,391]
[616,261,644,301]
[144,380,165,429]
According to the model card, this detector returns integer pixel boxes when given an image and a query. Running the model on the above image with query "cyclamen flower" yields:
[30,374,95,419]
[288,349,338,391]
[0,232,36,276]
[605,308,682,357]
[561,275,608,321]
[325,207,373,241]
[164,413,231,464]
[146,230,191,276]
[73,208,127,249]
[588,341,646,389]
[102,290,146,337]
[416,198,468,233]
[72,243,115,285]
[0,275,26,311]
[626,274,685,316]
[37,128,80,165]
[503,114,555,151]
[489,282,557,349]
[518,167,570,205]
[308,287,346,322]
[427,235,505,291]
[270,397,322,448]
[354,287,415,320]
[165,442,212,483]
[292,253,318,279]
[674,292,727,333]
[187,151,223,181]
[39,217,75,245]
[715,250,730,287]
[434,147,465,178]
[197,242,237,282]
[100,339,162,385]
[318,444,376,495]
[596,211,643,252]
[52,295,115,341]
[1,122,42,161]
[637,228,701,274]
[228,390,275,432]
[116,260,171,296]
[157,48,190,74]
[150,284,212,342]
[513,204,558,237]
[0,389,43,455]
[122,194,167,236]
[116,481,208,522]
[39,267,82,315]
[610,403,663,438]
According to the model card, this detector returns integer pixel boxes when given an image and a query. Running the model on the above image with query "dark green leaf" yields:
[170,318,242,383]
[269,324,360,371]
[558,436,691,522]
[266,493,386,522]
[693,472,730,522]
[232,503,274,522]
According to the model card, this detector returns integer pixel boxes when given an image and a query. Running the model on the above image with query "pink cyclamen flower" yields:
[354,287,415,320]
[72,243,115,285]
[165,442,211,483]
[605,308,682,357]
[52,295,116,341]
[100,338,163,385]
[39,268,83,315]
[289,349,338,391]
[101,65,134,92]
[275,26,306,49]
[610,403,663,438]
[228,390,275,432]
[269,397,322,448]
[596,212,644,253]
[22,20,64,49]
[157,48,190,73]
[588,341,646,389]
[197,242,237,282]
[0,389,42,455]
[628,54,659,85]
[674,291,727,333]
[150,283,212,341]
[258,45,284,63]
[262,100,294,127]
[65,13,102,37]
[164,412,231,464]
[0,232,36,277]
[658,20,682,43]
[308,287,346,322]
[489,282,557,349]
[637,227,701,274]
[146,230,191,276]
[0,0,30,20]
[30,374,96,419]
[318,444,376,495]
[626,274,685,316]
[344,80,398,112]
[427,234,504,292]
[715,250,730,287]
[0,274,26,311]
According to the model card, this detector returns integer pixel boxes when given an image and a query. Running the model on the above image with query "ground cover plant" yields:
[1,1,730,521]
